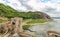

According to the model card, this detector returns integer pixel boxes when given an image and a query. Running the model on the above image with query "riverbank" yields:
[24,19,60,37]
[23,19,53,30]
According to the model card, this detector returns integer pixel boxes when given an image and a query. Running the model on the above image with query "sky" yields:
[0,0,60,17]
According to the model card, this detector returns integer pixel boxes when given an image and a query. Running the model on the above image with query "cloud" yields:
[0,0,28,11]
[48,13,60,17]
[0,0,60,17]
[40,0,50,3]
[18,0,33,11]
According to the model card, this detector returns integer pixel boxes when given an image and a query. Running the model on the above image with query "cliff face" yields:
[0,3,52,20]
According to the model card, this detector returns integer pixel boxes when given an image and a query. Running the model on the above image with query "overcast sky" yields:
[0,0,60,17]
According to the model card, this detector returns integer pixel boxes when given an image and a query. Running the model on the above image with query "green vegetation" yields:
[0,20,7,23]
[27,19,48,24]
[0,3,51,19]
[23,19,48,30]
[23,25,31,30]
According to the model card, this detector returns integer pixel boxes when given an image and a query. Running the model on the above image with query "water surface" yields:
[26,19,60,37]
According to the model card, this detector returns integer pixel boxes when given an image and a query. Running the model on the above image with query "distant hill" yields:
[52,17,60,19]
[0,3,52,19]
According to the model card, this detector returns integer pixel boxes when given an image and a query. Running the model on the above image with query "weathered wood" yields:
[46,31,60,37]
[18,32,37,37]
[0,17,36,37]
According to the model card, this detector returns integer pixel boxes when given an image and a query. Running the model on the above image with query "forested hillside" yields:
[0,3,51,19]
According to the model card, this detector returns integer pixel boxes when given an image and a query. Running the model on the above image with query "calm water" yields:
[25,19,60,37]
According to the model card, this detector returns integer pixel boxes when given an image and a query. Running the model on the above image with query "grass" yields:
[23,25,31,30]
[0,19,7,23]
[23,19,48,30]
[26,19,48,25]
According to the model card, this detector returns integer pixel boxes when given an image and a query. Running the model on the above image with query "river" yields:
[25,19,60,37]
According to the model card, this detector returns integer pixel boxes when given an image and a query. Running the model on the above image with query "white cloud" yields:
[0,0,5,3]
[27,0,45,11]
[0,0,27,11]
[47,13,60,17]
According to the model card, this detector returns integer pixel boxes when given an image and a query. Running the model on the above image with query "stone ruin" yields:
[0,17,36,37]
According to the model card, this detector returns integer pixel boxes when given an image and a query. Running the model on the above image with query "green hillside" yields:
[0,3,19,18]
[0,3,51,19]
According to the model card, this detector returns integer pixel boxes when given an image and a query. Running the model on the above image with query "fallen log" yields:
[46,31,60,37]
